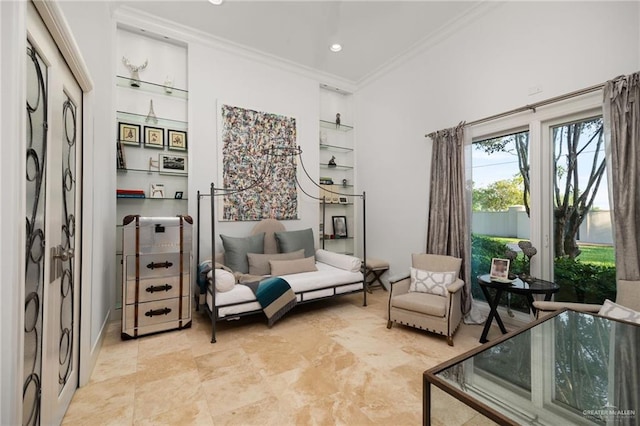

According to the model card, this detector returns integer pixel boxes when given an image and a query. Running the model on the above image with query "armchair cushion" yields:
[409,267,457,296]
[598,299,640,324]
[391,292,446,317]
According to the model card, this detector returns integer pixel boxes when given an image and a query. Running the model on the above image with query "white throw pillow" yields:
[598,299,640,324]
[409,268,457,296]
[214,269,236,293]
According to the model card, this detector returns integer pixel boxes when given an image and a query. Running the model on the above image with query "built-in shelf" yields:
[116,75,188,99]
[116,197,188,201]
[320,164,353,170]
[117,167,188,176]
[319,143,353,152]
[116,110,187,130]
[320,119,353,132]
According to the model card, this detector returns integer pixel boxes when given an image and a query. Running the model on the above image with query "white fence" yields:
[472,206,613,245]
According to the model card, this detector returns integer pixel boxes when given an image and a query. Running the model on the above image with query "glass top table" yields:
[423,309,639,425]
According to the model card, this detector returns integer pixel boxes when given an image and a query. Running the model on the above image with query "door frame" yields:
[0,1,93,424]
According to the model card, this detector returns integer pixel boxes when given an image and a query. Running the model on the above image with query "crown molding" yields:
[356,1,501,90]
[113,6,357,94]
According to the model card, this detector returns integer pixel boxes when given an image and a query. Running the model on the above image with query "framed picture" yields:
[118,122,140,145]
[149,183,165,199]
[174,191,183,199]
[159,153,188,174]
[144,126,164,149]
[490,258,510,280]
[338,196,349,204]
[332,215,347,239]
[167,129,187,151]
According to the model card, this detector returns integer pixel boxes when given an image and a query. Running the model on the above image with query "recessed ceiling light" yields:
[329,43,342,53]
[208,0,224,5]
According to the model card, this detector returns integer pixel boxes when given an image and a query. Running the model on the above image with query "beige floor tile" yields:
[63,290,514,425]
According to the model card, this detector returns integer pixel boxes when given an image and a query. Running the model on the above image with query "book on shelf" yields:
[117,189,145,198]
[117,193,145,199]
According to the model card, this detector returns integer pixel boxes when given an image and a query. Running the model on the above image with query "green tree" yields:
[473,176,524,211]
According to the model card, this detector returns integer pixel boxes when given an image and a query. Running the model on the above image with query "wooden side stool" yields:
[363,258,389,293]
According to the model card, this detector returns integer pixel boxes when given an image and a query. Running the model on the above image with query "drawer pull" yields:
[146,261,173,270]
[145,284,173,293]
[145,307,172,317]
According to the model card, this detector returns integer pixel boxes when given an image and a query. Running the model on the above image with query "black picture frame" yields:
[174,191,184,199]
[167,129,187,151]
[118,122,141,146]
[144,125,164,149]
[332,215,347,238]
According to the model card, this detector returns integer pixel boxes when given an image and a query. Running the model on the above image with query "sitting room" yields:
[1,1,639,425]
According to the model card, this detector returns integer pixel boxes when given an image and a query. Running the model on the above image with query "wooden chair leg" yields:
[387,320,393,329]
[446,336,454,346]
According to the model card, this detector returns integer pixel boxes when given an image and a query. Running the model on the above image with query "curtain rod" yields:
[425,82,605,137]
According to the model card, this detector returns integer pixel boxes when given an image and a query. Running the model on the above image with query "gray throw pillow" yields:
[247,249,305,276]
[274,228,315,258]
[220,233,265,274]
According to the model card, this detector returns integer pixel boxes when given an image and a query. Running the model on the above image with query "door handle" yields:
[50,245,74,282]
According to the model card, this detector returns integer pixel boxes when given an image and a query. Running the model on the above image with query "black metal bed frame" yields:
[196,173,368,343]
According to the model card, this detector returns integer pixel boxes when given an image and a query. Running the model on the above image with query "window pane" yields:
[551,117,616,304]
[471,130,531,312]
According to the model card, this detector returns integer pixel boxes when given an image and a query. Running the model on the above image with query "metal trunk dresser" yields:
[121,215,193,339]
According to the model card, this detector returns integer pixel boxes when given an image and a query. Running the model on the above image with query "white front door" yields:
[23,3,83,424]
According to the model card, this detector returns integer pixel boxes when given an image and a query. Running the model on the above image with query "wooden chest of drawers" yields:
[121,215,192,339]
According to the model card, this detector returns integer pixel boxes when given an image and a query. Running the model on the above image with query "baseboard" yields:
[79,309,111,386]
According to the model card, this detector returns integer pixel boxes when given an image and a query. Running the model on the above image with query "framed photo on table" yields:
[118,122,140,146]
[332,215,348,239]
[144,126,164,149]
[167,129,187,151]
[490,258,510,280]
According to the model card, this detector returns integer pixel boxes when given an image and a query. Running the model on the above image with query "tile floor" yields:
[63,290,504,425]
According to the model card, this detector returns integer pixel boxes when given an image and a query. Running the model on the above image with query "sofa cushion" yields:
[270,256,317,276]
[214,269,236,293]
[409,267,457,296]
[247,249,305,276]
[391,292,446,317]
[275,228,315,258]
[220,233,265,274]
[315,249,361,272]
[598,299,640,324]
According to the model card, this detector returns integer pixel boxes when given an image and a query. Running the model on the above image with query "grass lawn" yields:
[485,236,615,267]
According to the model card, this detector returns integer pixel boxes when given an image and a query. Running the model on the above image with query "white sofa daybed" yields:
[198,219,367,342]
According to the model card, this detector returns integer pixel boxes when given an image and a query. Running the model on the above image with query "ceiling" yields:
[114,1,481,85]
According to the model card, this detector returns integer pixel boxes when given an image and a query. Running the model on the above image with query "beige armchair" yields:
[387,254,464,346]
[533,279,640,316]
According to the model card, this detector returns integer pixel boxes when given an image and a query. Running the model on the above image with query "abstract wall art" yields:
[220,104,298,221]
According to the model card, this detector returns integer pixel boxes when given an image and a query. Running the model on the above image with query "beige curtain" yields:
[603,71,640,425]
[426,123,471,314]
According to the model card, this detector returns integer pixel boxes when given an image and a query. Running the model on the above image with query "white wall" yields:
[356,1,640,283]
[188,42,320,262]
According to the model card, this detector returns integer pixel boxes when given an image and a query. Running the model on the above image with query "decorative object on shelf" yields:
[332,215,347,238]
[335,113,341,128]
[328,156,337,167]
[145,99,158,124]
[338,196,348,204]
[149,183,165,199]
[319,177,333,185]
[148,156,159,171]
[122,56,148,87]
[118,122,141,145]
[505,241,538,282]
[159,153,188,174]
[174,191,183,199]
[342,178,348,187]
[167,129,187,151]
[220,104,298,221]
[116,141,127,169]
[164,76,174,94]
[144,126,164,149]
